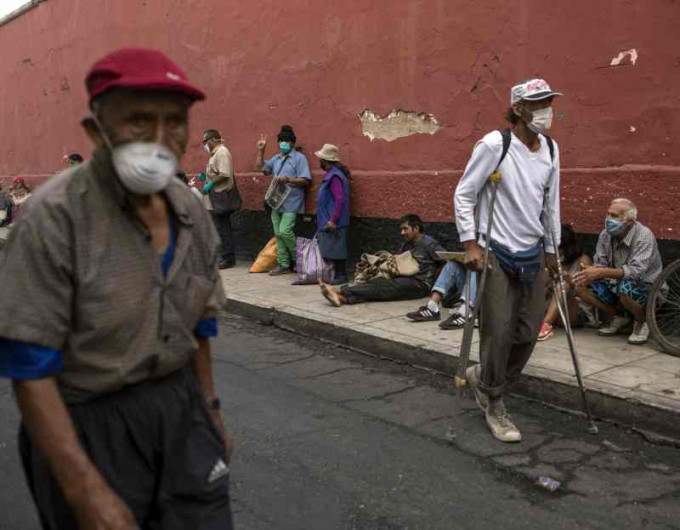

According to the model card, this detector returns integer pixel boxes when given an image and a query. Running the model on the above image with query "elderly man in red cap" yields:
[0,48,233,529]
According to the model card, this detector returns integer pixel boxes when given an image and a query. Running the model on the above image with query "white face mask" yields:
[527,107,553,134]
[93,116,177,195]
[111,142,177,195]
[204,143,211,153]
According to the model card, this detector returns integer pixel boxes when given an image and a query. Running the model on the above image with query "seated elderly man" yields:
[574,198,662,345]
[320,214,444,306]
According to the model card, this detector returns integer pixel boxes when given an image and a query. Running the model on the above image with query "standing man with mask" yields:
[256,124,312,276]
[202,129,236,269]
[455,78,561,443]
[0,48,233,529]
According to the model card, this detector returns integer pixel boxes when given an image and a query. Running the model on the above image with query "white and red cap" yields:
[510,78,562,105]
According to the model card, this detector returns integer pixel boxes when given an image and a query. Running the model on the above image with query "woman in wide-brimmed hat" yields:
[314,144,351,284]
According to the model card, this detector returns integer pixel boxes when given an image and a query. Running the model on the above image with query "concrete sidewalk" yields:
[0,227,9,249]
[221,264,680,440]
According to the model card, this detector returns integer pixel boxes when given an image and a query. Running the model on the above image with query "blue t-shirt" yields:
[264,150,312,214]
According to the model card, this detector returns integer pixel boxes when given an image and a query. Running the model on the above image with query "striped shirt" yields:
[0,148,226,404]
[593,222,662,284]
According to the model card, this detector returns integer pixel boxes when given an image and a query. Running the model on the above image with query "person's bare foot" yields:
[320,283,342,307]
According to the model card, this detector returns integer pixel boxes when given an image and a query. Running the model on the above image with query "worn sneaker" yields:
[598,314,631,336]
[439,312,466,330]
[582,307,601,329]
[628,321,650,345]
[485,399,522,443]
[465,365,488,413]
[537,321,554,341]
[406,306,441,322]
[269,265,294,276]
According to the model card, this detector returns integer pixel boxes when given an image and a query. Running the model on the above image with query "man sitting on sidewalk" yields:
[320,214,444,306]
[406,260,477,330]
[573,198,662,345]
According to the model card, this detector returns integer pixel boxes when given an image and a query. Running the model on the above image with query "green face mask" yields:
[279,141,292,154]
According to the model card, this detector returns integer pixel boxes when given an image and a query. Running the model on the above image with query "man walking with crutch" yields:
[455,79,561,442]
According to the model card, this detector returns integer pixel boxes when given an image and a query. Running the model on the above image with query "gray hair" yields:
[611,198,638,220]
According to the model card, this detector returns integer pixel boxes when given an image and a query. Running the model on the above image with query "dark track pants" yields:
[478,253,546,399]
[211,211,235,265]
[340,277,429,304]
[19,368,233,530]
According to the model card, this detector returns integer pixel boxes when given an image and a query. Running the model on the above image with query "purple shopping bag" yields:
[292,236,334,285]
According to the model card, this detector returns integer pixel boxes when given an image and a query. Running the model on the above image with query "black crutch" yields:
[544,188,599,434]
[454,171,502,408]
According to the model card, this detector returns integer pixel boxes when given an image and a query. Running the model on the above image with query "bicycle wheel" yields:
[647,258,680,356]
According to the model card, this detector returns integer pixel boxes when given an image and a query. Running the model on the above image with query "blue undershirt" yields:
[0,220,218,380]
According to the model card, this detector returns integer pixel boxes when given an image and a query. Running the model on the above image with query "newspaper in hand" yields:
[264,177,291,210]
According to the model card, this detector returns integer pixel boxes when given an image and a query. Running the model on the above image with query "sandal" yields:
[537,321,554,341]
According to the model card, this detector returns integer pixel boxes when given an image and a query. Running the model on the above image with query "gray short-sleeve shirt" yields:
[0,149,226,403]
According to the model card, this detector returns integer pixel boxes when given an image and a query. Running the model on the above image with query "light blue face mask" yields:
[279,141,292,154]
[605,217,626,236]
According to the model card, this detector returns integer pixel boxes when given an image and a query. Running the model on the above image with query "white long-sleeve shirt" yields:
[454,130,561,254]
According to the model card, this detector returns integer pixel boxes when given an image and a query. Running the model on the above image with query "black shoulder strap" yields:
[275,155,291,177]
[545,135,555,162]
[497,129,555,166]
[496,128,512,171]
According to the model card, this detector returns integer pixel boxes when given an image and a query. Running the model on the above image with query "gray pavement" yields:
[2,313,680,529]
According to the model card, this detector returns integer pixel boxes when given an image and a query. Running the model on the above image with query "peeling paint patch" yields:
[359,109,441,142]
[610,49,638,66]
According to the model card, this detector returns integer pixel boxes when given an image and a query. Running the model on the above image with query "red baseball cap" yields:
[85,47,205,105]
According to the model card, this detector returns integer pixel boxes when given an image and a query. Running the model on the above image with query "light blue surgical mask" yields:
[605,217,626,236]
[279,141,292,154]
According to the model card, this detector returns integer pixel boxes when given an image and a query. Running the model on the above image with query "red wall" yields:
[1,0,679,238]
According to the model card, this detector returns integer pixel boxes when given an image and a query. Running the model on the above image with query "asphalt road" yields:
[2,313,680,529]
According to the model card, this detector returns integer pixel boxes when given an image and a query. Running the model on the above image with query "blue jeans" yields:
[431,261,477,304]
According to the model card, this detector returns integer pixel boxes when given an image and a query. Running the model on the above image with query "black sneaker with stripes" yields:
[406,305,441,322]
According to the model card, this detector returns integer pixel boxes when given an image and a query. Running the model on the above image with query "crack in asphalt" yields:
[297,367,358,380]
[215,352,319,371]
[412,414,453,428]
[341,384,419,403]
[249,353,319,370]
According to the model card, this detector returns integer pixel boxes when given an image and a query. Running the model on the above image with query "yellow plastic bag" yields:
[249,237,277,273]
